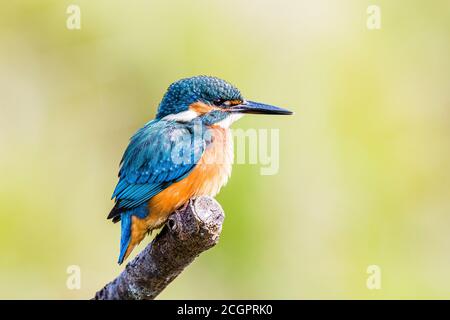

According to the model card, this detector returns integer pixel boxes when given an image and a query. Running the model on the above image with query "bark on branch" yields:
[93,196,225,300]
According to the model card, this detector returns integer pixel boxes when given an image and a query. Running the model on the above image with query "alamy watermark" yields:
[366,265,382,290]
[66,4,81,30]
[66,265,81,290]
[366,5,381,30]
[169,123,282,176]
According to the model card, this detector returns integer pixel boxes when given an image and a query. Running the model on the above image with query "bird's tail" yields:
[118,212,132,264]
[117,209,150,264]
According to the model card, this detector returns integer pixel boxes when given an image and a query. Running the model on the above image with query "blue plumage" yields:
[118,212,131,264]
[109,119,207,263]
[156,76,243,119]
[117,204,148,264]
[111,120,205,211]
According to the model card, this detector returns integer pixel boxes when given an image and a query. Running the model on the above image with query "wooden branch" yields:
[93,196,225,300]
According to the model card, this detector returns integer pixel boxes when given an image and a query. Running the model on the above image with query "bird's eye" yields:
[212,99,242,107]
[213,99,228,106]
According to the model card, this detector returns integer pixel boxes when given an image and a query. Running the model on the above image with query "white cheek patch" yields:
[162,110,199,122]
[215,113,244,128]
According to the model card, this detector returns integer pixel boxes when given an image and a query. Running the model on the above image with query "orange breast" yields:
[146,126,233,229]
[126,126,233,258]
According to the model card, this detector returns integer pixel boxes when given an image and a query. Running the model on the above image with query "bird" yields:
[108,76,292,264]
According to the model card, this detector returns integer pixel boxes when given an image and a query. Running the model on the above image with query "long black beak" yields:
[229,100,293,115]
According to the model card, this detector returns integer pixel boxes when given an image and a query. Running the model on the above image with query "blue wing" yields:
[108,119,206,222]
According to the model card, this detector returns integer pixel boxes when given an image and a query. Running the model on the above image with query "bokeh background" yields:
[1,0,449,299]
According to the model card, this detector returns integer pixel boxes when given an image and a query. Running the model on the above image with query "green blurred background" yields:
[1,0,449,299]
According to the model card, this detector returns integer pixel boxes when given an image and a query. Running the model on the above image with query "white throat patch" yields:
[162,110,199,122]
[215,113,244,128]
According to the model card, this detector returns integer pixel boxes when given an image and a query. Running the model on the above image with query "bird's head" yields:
[156,76,292,127]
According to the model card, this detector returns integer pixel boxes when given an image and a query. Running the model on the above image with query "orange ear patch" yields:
[228,99,242,106]
[189,101,220,114]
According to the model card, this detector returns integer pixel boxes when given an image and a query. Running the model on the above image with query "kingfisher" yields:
[108,76,292,264]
